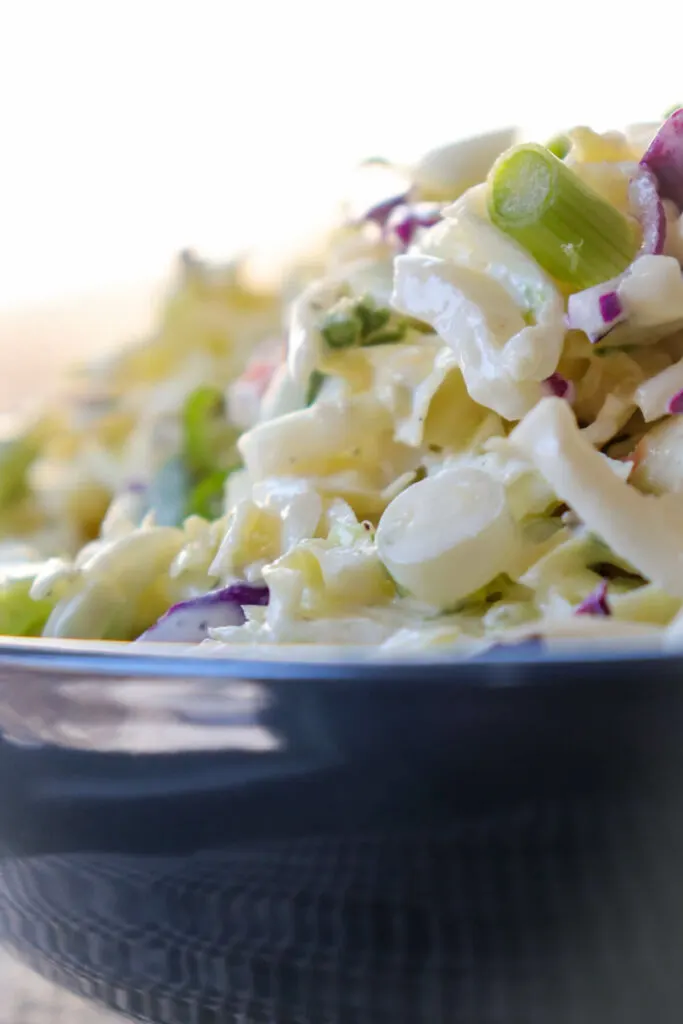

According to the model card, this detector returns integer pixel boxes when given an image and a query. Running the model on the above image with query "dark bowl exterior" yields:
[0,645,682,1023]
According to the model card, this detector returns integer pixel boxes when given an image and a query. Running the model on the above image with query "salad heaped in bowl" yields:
[6,115,683,656]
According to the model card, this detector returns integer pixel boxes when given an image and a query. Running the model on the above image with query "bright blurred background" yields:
[0,0,679,393]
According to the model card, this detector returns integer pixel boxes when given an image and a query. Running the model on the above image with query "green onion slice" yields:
[487,143,639,290]
[183,386,234,474]
[186,469,231,520]
[546,134,570,160]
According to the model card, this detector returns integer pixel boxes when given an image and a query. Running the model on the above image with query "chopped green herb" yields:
[183,385,234,475]
[319,296,410,351]
[406,316,434,334]
[355,298,391,339]
[361,324,407,347]
[147,386,243,525]
[305,370,326,406]
[320,312,360,349]
[186,469,231,520]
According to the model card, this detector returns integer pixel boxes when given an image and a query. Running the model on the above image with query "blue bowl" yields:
[0,640,682,1023]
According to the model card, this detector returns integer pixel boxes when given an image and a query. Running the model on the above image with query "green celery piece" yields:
[487,143,639,290]
[0,576,54,637]
[183,386,234,475]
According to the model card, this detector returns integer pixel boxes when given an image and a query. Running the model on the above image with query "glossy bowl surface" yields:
[1,639,683,1024]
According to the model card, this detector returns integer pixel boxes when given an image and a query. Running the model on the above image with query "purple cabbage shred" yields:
[362,193,409,229]
[668,389,683,414]
[136,583,269,643]
[641,109,683,210]
[206,583,270,608]
[543,373,575,403]
[386,203,442,250]
[575,581,611,617]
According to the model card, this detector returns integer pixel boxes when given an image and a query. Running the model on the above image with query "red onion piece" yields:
[641,109,683,209]
[599,291,623,323]
[542,373,575,403]
[137,583,269,643]
[628,167,666,255]
[385,202,442,250]
[362,193,410,228]
[566,278,626,343]
[575,580,611,617]
[667,389,683,414]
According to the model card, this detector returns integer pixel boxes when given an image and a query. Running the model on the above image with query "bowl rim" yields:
[0,634,678,684]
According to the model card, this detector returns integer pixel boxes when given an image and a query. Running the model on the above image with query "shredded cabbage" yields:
[511,398,683,597]
[7,117,683,653]
[392,187,566,419]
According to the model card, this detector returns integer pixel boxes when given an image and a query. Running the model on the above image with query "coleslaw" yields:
[5,114,683,655]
